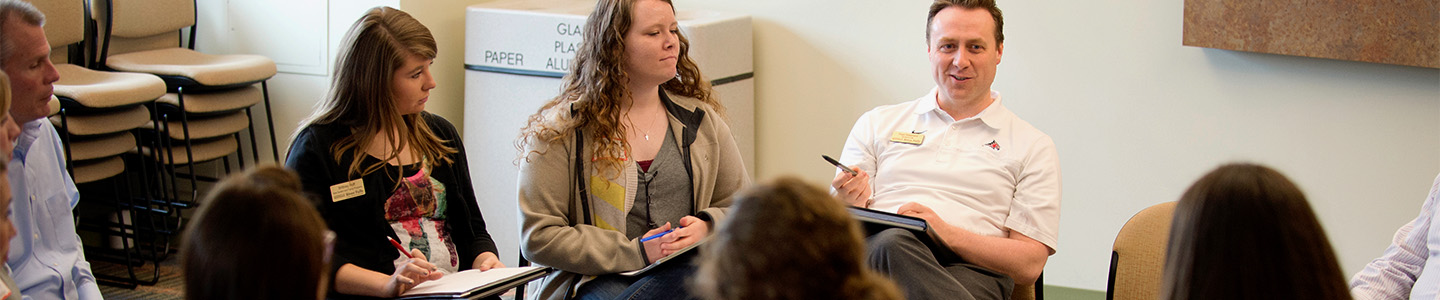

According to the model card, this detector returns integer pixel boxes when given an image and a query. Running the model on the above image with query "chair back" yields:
[32,0,87,66]
[92,0,192,60]
[106,0,194,39]
[1107,201,1177,300]
[34,0,85,48]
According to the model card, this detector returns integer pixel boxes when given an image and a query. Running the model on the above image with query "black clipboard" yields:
[848,206,962,263]
[394,266,551,300]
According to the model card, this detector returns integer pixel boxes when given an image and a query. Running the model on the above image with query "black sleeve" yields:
[430,114,500,265]
[284,126,354,290]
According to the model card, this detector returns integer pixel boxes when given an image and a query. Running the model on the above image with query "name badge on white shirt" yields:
[890,131,925,145]
[330,179,366,202]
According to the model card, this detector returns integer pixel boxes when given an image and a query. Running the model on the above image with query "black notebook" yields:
[848,206,962,263]
[394,266,550,300]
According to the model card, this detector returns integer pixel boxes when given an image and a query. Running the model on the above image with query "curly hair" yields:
[693,177,902,300]
[296,6,455,177]
[515,0,720,176]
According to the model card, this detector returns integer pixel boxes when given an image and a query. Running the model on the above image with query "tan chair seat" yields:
[48,95,59,116]
[106,48,276,86]
[53,64,165,109]
[142,111,250,140]
[155,85,262,114]
[64,132,135,161]
[50,105,150,136]
[71,156,125,184]
[141,136,237,165]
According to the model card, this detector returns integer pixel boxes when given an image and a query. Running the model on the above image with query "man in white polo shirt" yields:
[831,0,1060,299]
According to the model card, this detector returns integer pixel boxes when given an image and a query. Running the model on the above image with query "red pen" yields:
[388,236,414,259]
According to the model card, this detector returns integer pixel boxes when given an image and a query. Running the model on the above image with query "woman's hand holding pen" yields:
[384,249,443,296]
[664,216,708,255]
[641,223,674,264]
[640,216,710,263]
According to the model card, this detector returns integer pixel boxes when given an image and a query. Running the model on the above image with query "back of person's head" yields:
[300,6,454,176]
[926,0,1004,45]
[0,73,11,263]
[693,177,902,300]
[1161,163,1350,300]
[0,0,44,64]
[0,148,12,265]
[182,165,330,300]
[0,72,17,161]
[0,72,12,113]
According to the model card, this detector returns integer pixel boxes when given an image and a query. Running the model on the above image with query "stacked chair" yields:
[33,0,170,288]
[89,0,277,210]
[29,0,278,289]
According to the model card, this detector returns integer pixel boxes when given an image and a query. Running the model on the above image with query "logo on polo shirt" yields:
[984,140,1001,151]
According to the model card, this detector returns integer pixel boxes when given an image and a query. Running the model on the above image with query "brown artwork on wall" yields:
[1183,0,1439,69]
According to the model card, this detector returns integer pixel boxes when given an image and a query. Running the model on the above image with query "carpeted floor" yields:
[94,256,184,300]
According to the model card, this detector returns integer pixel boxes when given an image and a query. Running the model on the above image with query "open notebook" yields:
[395,266,549,300]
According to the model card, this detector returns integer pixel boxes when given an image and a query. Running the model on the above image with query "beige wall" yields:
[195,0,492,159]
[399,0,497,131]
[203,0,1440,292]
[675,0,1439,292]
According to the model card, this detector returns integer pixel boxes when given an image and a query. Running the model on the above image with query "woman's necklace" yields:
[627,108,662,141]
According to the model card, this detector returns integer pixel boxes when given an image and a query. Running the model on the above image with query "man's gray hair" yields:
[0,0,46,65]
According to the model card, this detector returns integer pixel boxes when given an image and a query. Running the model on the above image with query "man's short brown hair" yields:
[926,0,1004,45]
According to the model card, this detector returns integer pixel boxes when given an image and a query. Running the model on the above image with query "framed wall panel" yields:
[1183,0,1438,69]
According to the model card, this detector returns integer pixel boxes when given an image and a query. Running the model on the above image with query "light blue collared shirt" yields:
[6,119,101,300]
[1351,173,1440,300]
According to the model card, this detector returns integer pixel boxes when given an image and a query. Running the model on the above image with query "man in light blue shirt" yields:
[0,1,102,299]
[1351,173,1440,299]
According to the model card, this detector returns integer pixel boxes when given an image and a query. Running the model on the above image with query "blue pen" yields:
[640,227,681,242]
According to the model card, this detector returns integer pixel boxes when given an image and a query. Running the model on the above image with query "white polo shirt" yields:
[839,88,1062,251]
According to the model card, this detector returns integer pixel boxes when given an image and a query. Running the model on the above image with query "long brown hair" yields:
[693,177,902,300]
[515,0,719,176]
[0,72,12,118]
[183,165,329,300]
[297,6,454,176]
[1161,163,1350,300]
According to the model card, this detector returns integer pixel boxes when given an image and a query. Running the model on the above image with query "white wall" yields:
[675,0,1440,292]
[196,0,478,164]
[203,0,1439,292]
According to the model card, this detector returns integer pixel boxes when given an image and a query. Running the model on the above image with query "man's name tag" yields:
[330,179,366,202]
[890,131,925,145]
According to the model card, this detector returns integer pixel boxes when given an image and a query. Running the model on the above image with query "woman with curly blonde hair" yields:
[514,0,748,299]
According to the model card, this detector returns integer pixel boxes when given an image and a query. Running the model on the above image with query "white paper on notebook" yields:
[401,266,545,297]
[620,240,704,276]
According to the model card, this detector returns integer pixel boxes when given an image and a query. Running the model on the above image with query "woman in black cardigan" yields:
[284,6,501,299]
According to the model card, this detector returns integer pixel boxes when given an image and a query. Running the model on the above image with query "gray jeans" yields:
[866,228,1014,300]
